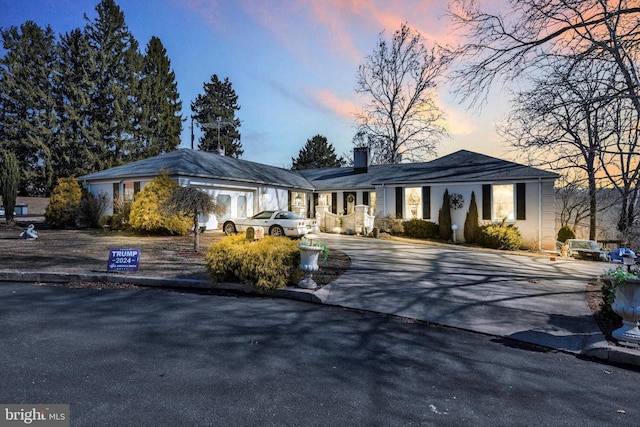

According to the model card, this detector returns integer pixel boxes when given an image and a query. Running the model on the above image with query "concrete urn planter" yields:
[610,277,640,345]
[297,244,323,290]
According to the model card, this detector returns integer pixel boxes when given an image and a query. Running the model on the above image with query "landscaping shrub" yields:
[375,214,404,234]
[77,191,110,228]
[129,173,191,235]
[438,189,452,240]
[205,235,300,290]
[45,177,82,228]
[557,225,576,243]
[477,223,523,250]
[464,191,480,244]
[403,219,439,239]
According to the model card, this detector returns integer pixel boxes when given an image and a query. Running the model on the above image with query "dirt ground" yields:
[0,219,351,288]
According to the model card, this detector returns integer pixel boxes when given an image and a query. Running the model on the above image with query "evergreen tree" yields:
[464,191,479,244]
[54,28,103,182]
[0,21,57,195]
[84,0,142,167]
[438,189,452,240]
[136,36,182,158]
[191,74,242,157]
[0,151,20,225]
[291,135,346,170]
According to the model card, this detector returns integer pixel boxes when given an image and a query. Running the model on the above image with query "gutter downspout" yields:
[539,178,542,251]
[382,183,386,218]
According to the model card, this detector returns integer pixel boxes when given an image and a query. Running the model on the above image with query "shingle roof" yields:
[79,149,315,190]
[299,150,558,190]
[80,149,558,192]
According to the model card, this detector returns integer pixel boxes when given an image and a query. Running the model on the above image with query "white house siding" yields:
[374,180,556,250]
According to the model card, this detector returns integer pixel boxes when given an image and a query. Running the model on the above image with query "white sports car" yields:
[221,210,314,237]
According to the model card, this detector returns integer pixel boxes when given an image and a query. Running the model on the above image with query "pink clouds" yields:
[310,88,360,119]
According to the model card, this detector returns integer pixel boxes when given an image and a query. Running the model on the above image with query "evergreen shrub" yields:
[438,189,452,240]
[129,173,190,235]
[463,191,480,244]
[403,219,439,239]
[77,191,109,228]
[45,177,82,228]
[477,223,523,250]
[205,235,300,290]
[557,226,576,243]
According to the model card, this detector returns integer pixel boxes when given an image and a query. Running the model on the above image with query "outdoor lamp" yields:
[295,194,302,206]
[451,224,458,244]
[622,252,635,272]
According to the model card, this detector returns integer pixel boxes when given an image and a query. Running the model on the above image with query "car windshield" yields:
[252,211,275,220]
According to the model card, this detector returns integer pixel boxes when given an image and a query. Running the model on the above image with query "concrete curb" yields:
[2,270,639,368]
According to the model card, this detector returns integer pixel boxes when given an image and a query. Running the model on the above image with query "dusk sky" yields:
[0,0,510,167]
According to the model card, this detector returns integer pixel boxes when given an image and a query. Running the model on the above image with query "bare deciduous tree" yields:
[355,22,448,164]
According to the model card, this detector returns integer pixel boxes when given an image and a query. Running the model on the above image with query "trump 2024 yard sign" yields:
[108,248,141,271]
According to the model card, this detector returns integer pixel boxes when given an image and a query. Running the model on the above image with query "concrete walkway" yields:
[2,232,639,366]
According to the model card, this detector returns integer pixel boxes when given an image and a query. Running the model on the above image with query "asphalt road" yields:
[1,283,638,427]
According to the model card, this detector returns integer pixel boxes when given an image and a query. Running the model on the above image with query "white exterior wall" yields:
[86,176,295,231]
[373,180,556,250]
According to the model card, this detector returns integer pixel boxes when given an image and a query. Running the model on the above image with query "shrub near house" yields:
[205,235,300,290]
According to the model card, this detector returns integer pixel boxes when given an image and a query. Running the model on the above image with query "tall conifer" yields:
[0,151,20,225]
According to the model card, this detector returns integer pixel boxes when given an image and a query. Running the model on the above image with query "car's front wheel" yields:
[223,222,237,235]
[269,225,284,237]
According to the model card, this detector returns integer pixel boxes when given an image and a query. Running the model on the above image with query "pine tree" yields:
[0,21,57,195]
[291,135,346,169]
[84,0,142,167]
[54,28,103,182]
[191,74,242,157]
[464,191,480,244]
[0,151,20,225]
[438,189,452,240]
[136,36,182,158]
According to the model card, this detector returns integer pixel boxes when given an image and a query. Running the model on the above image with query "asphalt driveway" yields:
[313,234,608,353]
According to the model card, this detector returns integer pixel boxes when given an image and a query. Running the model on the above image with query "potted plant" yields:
[601,266,640,345]
[296,236,328,289]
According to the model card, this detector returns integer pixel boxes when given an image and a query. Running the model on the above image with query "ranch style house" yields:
[79,147,559,250]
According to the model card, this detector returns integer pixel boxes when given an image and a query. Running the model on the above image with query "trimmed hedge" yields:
[403,219,439,239]
[205,235,300,290]
[477,223,522,250]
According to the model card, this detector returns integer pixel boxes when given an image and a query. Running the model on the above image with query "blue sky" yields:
[0,0,509,167]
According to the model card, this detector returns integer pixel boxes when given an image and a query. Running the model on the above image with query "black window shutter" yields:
[516,183,526,220]
[422,186,431,219]
[395,187,403,219]
[363,191,369,206]
[113,183,120,201]
[288,190,292,211]
[134,181,140,195]
[313,193,319,210]
[482,184,491,220]
[331,192,337,214]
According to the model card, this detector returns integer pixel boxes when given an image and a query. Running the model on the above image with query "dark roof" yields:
[80,149,558,192]
[79,149,314,190]
[299,150,558,190]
